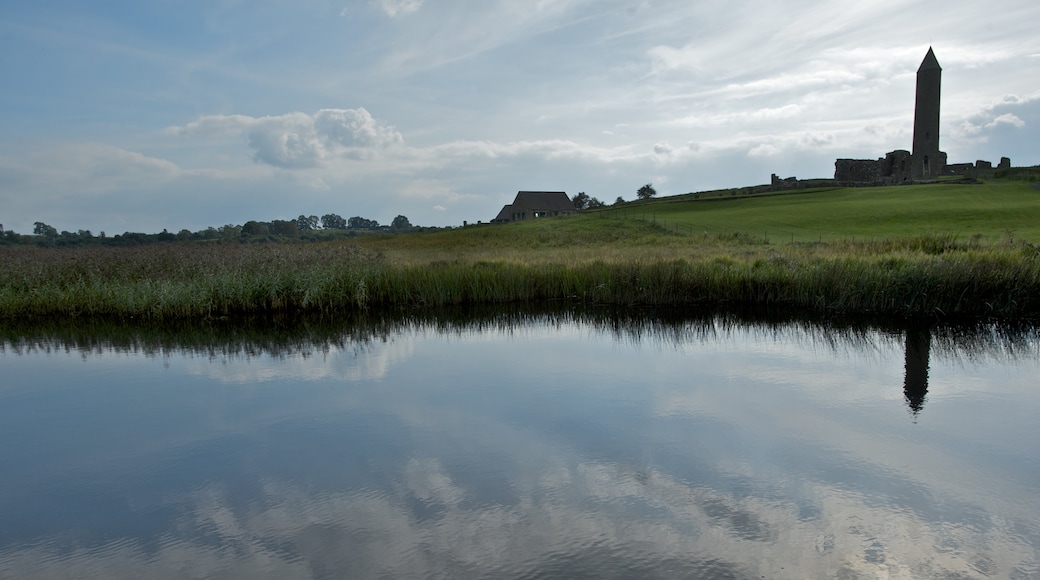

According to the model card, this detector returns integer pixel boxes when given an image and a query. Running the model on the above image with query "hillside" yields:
[586,180,1040,243]
[357,180,1040,261]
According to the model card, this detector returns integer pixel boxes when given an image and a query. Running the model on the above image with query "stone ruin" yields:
[941,156,1011,178]
[827,49,1011,186]
[834,150,912,186]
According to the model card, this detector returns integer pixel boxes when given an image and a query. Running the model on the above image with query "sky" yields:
[1,0,1038,235]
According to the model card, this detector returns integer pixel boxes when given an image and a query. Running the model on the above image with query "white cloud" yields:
[953,92,1038,140]
[173,108,404,169]
[988,113,1026,129]
[674,104,803,128]
[747,143,781,158]
[168,114,256,137]
[372,0,425,17]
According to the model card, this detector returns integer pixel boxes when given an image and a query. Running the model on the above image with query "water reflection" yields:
[904,325,931,420]
[3,307,1036,424]
[1,308,1039,579]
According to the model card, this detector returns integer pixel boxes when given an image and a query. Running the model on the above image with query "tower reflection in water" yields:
[903,325,931,421]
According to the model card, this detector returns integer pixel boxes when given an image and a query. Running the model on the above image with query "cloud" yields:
[747,143,781,158]
[674,104,803,128]
[371,0,425,17]
[0,143,181,194]
[414,138,637,168]
[173,108,404,169]
[988,113,1026,129]
[953,92,1039,141]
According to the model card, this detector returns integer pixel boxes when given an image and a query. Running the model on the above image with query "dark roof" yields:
[918,47,941,72]
[494,205,513,221]
[511,191,574,212]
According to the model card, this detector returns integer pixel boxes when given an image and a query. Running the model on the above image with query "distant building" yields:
[492,191,575,223]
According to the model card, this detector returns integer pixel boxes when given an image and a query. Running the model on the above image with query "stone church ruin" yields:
[832,48,1009,185]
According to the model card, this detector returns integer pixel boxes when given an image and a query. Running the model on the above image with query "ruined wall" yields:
[834,159,881,183]
[770,174,800,190]
[835,150,912,184]
[944,163,974,176]
[880,150,912,183]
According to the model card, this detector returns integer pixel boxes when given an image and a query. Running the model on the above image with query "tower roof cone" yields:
[918,47,941,72]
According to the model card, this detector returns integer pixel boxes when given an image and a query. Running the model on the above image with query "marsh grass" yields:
[3,227,1040,319]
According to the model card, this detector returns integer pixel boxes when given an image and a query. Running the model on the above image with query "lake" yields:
[1,309,1038,579]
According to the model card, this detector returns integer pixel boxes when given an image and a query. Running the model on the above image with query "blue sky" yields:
[1,0,1038,234]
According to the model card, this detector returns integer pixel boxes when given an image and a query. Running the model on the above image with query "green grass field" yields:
[3,179,1040,320]
[588,181,1040,243]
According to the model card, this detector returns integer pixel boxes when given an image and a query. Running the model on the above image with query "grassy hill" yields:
[585,180,1040,243]
[349,179,1040,265]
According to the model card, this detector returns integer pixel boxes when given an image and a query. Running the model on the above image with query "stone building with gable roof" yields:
[492,191,576,223]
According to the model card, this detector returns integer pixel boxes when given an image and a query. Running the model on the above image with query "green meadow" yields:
[3,179,1040,320]
[596,181,1040,243]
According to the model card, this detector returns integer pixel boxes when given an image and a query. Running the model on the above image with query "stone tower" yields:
[911,47,945,179]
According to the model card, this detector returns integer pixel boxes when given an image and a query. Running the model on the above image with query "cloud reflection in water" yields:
[1,312,1038,579]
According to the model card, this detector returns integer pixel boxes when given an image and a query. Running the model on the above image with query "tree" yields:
[587,197,606,209]
[571,191,590,211]
[390,215,412,230]
[636,183,657,199]
[296,215,320,231]
[321,213,347,230]
[241,220,269,236]
[348,216,379,230]
[269,220,298,236]
[613,196,625,206]
[33,222,58,237]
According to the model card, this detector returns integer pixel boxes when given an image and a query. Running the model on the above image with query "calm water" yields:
[1,312,1039,579]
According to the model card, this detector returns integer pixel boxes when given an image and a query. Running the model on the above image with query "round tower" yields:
[911,47,945,180]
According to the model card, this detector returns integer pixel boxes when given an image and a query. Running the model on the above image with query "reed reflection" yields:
[2,306,1035,369]
[4,306,1035,426]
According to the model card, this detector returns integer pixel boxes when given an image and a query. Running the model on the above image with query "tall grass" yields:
[3,234,1040,320]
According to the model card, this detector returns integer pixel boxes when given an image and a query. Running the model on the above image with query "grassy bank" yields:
[3,181,1040,320]
[2,230,1039,320]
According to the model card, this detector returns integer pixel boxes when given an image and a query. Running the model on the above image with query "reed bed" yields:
[3,234,1040,320]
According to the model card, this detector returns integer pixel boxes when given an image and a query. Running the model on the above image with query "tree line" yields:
[0,213,429,247]
[571,183,656,211]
